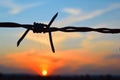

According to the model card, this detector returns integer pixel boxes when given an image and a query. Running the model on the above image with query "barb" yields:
[47,12,58,53]
[17,28,30,47]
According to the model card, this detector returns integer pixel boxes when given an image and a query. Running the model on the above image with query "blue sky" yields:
[0,0,120,75]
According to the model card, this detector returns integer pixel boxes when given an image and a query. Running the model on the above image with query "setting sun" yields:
[42,70,47,76]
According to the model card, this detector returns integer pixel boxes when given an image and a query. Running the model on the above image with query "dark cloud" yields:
[53,64,120,75]
[75,64,120,75]
[74,64,99,75]
[0,65,35,74]
[104,53,120,60]
[53,66,74,75]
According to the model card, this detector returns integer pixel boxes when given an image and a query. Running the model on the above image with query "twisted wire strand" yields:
[47,26,120,34]
[0,22,120,34]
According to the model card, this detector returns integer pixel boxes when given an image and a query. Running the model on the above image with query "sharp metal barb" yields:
[17,29,30,47]
[47,12,58,30]
[48,31,55,53]
[47,12,58,53]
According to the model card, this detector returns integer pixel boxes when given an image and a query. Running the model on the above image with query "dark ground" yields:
[0,74,120,80]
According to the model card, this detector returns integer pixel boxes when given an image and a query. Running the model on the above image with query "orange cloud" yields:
[0,49,64,75]
[1,48,115,75]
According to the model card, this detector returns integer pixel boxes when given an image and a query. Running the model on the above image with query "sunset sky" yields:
[0,0,120,76]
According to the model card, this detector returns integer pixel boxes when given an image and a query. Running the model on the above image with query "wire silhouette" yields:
[0,12,120,53]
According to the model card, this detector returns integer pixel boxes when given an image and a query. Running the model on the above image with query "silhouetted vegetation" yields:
[0,73,120,80]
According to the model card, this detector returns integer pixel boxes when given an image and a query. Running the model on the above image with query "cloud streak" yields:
[63,8,82,15]
[54,3,120,27]
[0,0,42,14]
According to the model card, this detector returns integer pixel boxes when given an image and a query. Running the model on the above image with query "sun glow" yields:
[42,70,47,76]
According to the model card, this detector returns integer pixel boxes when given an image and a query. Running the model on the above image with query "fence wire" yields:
[0,22,120,53]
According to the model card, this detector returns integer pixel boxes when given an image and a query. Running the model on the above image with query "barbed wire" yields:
[0,22,120,53]
[0,22,120,33]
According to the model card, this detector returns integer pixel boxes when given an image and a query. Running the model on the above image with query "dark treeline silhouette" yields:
[0,73,120,80]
